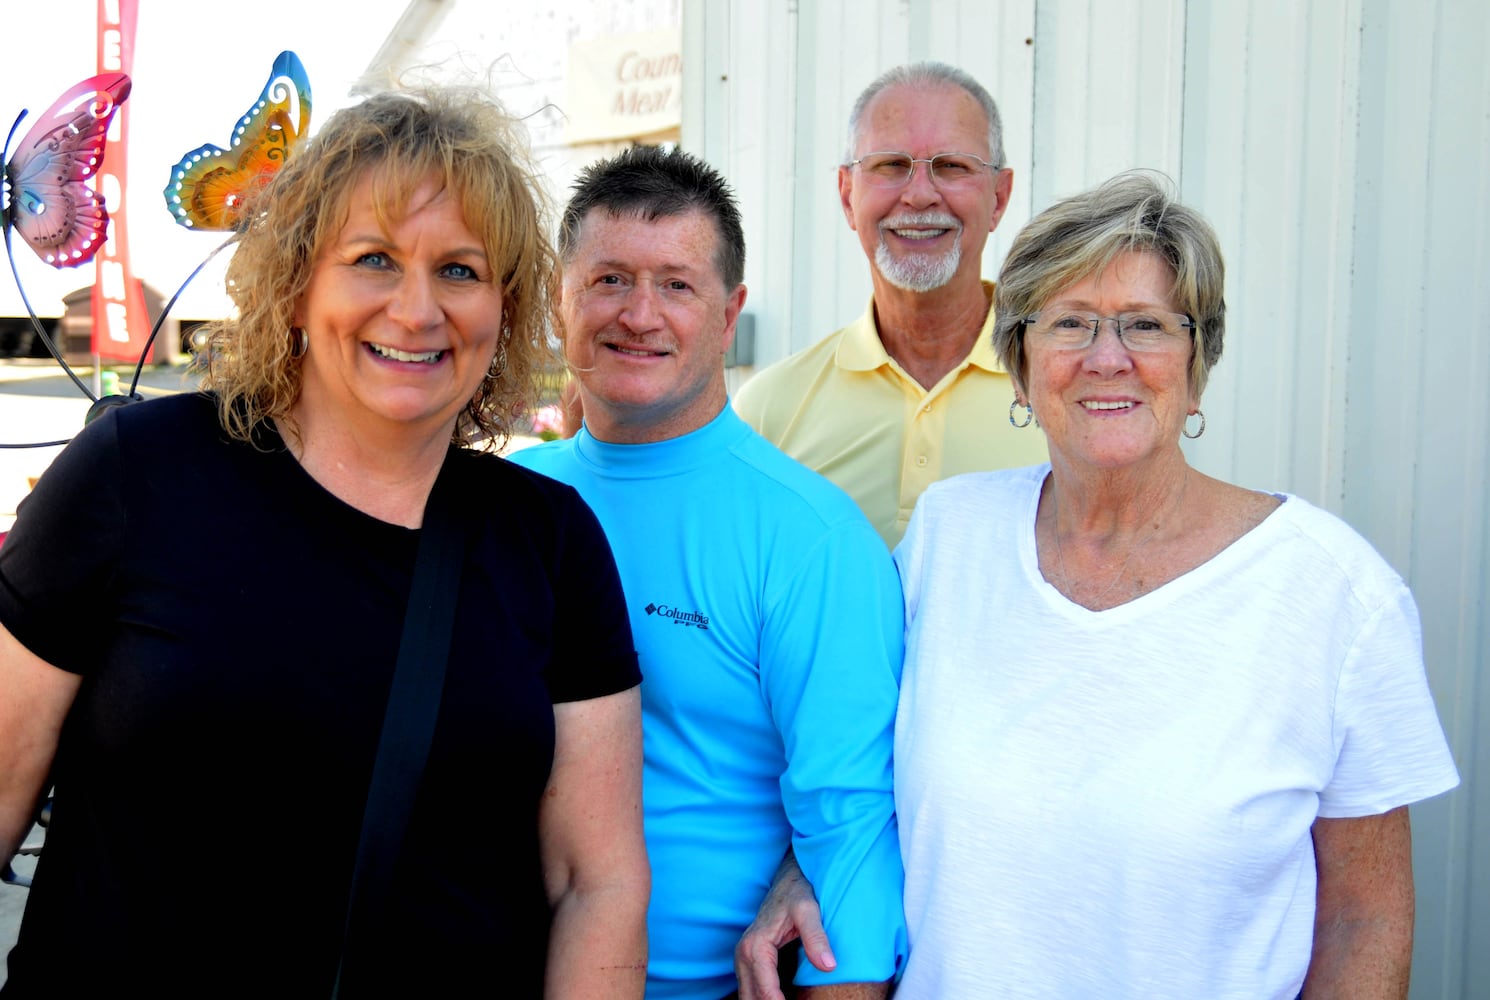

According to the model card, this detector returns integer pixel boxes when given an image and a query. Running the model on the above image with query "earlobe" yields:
[989,168,1015,231]
[720,283,748,353]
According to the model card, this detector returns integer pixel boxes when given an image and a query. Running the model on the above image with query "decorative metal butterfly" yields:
[2,73,132,268]
[163,50,312,231]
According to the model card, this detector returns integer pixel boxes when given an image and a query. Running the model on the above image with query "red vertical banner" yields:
[92,0,152,364]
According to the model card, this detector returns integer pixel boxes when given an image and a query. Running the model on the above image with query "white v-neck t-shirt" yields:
[892,464,1458,999]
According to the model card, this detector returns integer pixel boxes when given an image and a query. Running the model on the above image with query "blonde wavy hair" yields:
[196,86,557,448]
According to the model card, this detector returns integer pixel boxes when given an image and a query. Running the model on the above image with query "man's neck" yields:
[580,386,729,446]
[871,274,992,390]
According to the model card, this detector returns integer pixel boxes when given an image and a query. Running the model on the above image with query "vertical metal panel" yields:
[687,1,820,386]
[1345,0,1490,994]
[1030,0,1185,208]
[683,0,801,394]
[790,0,872,362]
[1178,2,1359,506]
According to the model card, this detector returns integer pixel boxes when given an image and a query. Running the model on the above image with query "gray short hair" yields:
[844,62,1005,168]
[993,171,1226,397]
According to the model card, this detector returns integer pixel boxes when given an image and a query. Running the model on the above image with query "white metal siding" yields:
[688,1,1488,994]
[1178,1,1361,507]
[1342,2,1490,994]
[1030,0,1186,207]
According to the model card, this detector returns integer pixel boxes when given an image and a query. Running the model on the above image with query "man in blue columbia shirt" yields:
[510,147,905,999]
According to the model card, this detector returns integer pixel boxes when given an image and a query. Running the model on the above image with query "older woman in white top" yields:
[891,172,1458,999]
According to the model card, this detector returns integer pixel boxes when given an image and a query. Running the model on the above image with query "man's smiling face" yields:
[839,82,1011,295]
[560,207,746,444]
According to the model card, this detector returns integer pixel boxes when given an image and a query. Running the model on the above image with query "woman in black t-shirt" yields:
[0,87,647,997]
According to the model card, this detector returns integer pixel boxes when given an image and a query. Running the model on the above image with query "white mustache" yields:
[880,212,960,231]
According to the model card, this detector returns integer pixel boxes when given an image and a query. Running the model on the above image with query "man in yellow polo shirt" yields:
[734,62,1046,548]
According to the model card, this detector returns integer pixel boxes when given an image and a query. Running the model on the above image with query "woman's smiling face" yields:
[1022,249,1197,474]
[293,171,503,441]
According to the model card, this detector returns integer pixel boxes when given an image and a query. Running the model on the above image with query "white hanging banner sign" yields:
[565,29,682,144]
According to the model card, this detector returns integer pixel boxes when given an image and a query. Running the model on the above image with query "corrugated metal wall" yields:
[686,1,1488,994]
[1341,3,1490,994]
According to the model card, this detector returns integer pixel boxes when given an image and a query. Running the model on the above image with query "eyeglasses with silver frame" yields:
[847,151,1000,188]
[1023,310,1196,352]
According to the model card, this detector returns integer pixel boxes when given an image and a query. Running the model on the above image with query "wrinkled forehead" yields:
[1045,248,1182,310]
[855,83,991,156]
[577,205,726,264]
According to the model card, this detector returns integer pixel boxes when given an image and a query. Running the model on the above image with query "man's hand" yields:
[735,851,835,1000]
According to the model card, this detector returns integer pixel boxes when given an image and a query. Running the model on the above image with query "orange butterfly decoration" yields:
[163,51,311,231]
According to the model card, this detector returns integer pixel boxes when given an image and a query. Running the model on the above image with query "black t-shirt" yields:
[0,393,639,997]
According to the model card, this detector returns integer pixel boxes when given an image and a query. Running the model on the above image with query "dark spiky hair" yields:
[559,146,745,288]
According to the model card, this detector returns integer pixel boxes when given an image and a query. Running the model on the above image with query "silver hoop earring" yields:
[289,327,308,359]
[1182,410,1206,439]
[1009,399,1034,429]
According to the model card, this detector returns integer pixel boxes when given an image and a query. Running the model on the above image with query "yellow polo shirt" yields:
[734,283,1048,548]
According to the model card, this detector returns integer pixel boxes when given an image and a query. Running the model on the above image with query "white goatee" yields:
[874,212,962,292]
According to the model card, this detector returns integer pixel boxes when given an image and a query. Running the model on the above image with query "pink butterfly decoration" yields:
[2,73,132,268]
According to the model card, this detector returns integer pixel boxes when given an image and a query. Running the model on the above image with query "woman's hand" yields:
[540,687,649,999]
[1303,807,1414,999]
[735,850,838,1000]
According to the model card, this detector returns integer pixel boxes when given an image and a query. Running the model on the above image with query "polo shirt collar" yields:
[835,281,1008,374]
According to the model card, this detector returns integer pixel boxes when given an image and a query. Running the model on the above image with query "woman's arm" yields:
[540,686,649,999]
[1303,806,1414,999]
[0,621,80,864]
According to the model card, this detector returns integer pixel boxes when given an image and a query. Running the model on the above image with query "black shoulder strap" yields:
[333,473,464,997]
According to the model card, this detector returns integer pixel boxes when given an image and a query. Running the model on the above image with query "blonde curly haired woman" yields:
[0,88,646,997]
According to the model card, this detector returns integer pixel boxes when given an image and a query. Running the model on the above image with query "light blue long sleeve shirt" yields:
[511,406,907,998]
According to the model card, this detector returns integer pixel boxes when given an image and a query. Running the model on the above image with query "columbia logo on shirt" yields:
[644,603,710,630]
